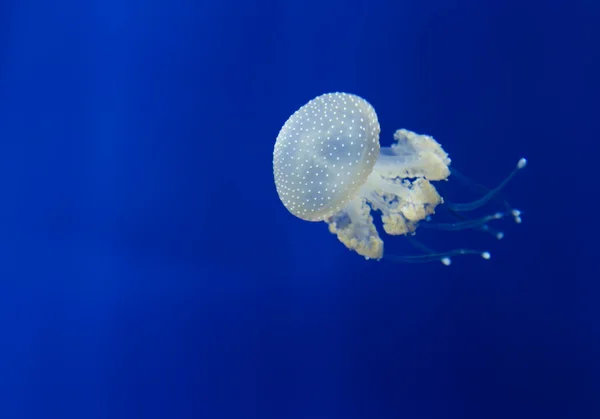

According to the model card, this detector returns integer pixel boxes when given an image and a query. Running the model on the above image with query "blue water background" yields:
[0,0,597,418]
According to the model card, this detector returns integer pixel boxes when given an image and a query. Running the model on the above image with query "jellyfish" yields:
[273,93,526,264]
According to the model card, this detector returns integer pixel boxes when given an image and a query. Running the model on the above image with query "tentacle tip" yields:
[481,251,491,260]
[493,212,504,219]
[517,158,527,169]
[496,232,504,240]
[441,257,452,266]
[511,209,523,224]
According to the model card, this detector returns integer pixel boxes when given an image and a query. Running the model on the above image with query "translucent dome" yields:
[273,93,380,221]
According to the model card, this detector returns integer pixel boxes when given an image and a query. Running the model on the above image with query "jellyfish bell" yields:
[273,92,380,222]
[273,93,526,265]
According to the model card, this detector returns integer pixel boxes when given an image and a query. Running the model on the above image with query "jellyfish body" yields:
[273,93,525,263]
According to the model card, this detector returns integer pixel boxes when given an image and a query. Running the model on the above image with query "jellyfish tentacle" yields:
[446,158,527,213]
[421,212,505,231]
[446,208,505,239]
[406,236,454,266]
[385,236,491,266]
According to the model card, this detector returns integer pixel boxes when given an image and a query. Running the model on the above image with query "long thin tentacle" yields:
[385,236,490,266]
[445,158,526,213]
[421,212,505,232]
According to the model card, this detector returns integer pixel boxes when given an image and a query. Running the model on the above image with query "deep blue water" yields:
[0,0,597,418]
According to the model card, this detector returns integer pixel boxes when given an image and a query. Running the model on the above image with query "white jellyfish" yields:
[273,93,526,264]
